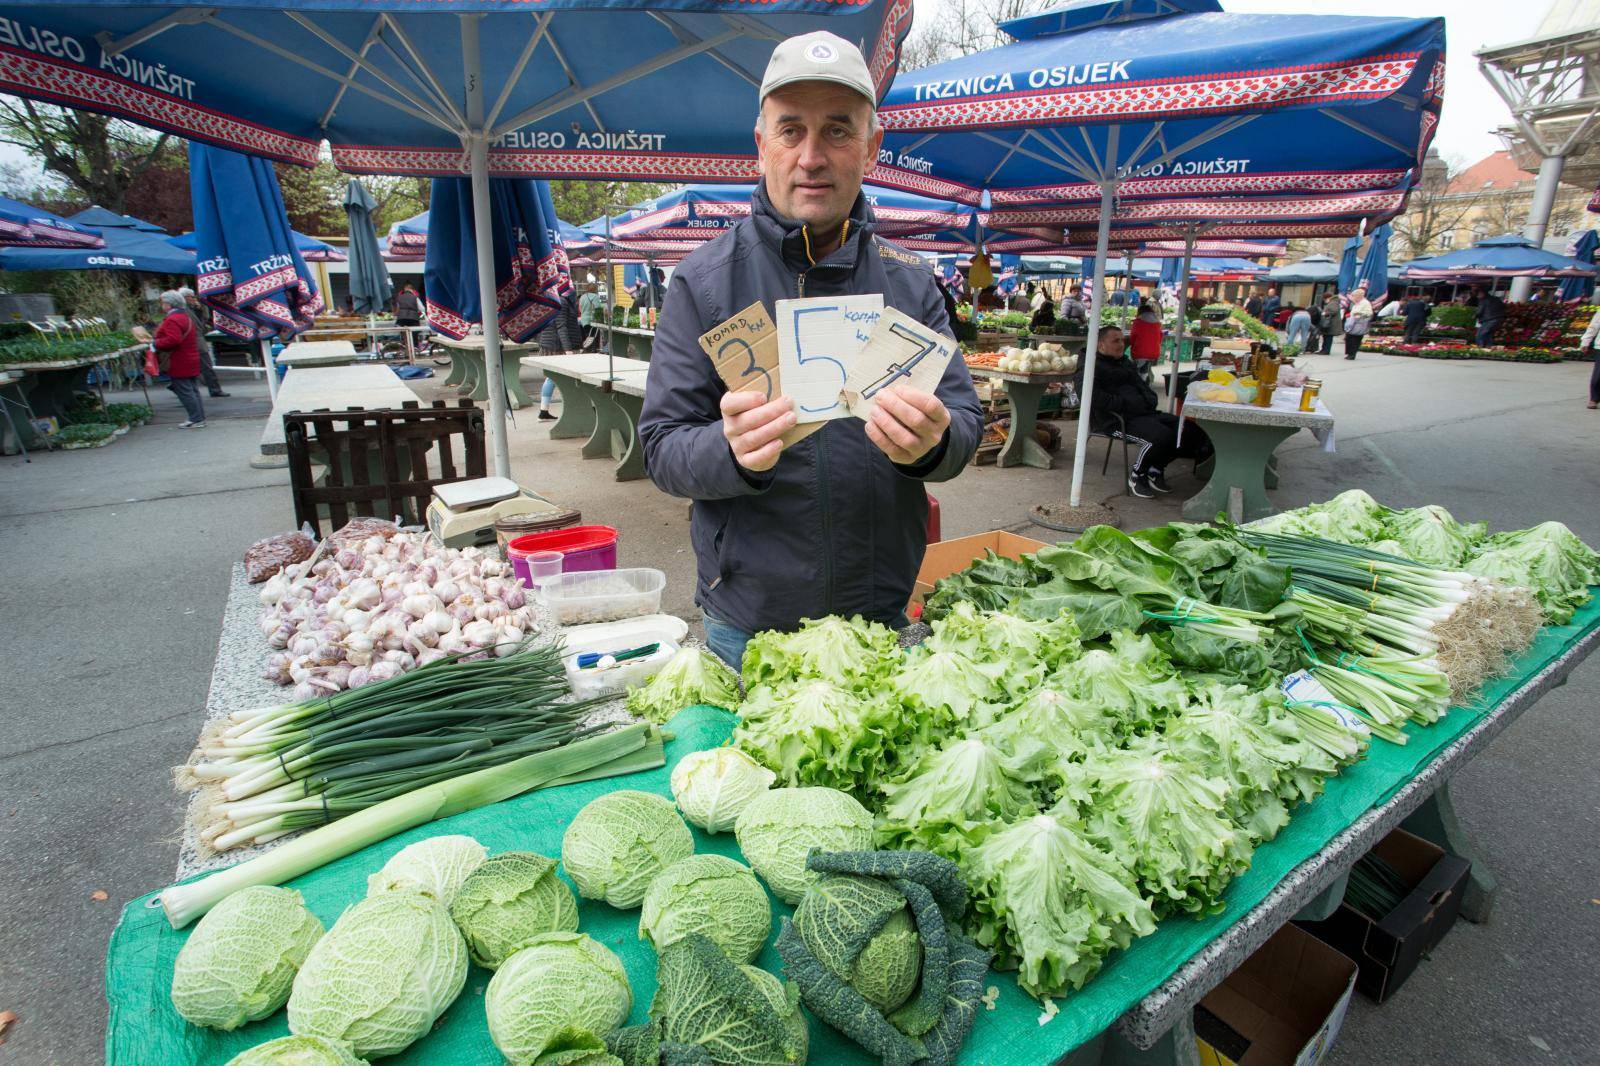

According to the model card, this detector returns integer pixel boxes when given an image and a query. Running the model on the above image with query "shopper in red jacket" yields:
[1128,300,1163,363]
[154,290,206,427]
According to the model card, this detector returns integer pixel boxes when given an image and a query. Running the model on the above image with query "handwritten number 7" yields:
[715,337,772,400]
[792,306,847,414]
[862,322,940,399]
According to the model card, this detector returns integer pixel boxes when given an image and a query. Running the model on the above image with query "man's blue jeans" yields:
[703,613,752,671]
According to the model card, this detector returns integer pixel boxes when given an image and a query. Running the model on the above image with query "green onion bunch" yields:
[181,640,602,852]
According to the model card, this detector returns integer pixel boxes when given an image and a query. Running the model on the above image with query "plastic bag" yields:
[243,531,316,584]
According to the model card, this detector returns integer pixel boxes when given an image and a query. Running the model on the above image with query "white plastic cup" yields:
[527,550,563,599]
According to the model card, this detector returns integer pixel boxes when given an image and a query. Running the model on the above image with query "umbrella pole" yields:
[1168,227,1196,413]
[605,213,614,381]
[260,339,279,403]
[464,17,510,478]
[1068,178,1116,510]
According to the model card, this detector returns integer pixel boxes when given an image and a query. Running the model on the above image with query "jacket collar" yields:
[750,179,874,274]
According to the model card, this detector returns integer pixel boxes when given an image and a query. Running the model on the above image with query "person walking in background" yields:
[1306,301,1323,353]
[1243,289,1264,319]
[178,287,230,398]
[1343,290,1373,359]
[154,290,205,428]
[1476,288,1506,347]
[1128,299,1163,366]
[1285,304,1312,351]
[537,285,584,421]
[1581,305,1600,409]
[1261,288,1281,325]
[1402,292,1430,344]
[1321,291,1343,354]
[393,283,422,327]
[578,281,606,351]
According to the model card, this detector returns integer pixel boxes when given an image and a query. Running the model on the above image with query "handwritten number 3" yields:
[716,337,772,400]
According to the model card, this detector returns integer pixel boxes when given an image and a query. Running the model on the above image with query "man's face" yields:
[756,81,883,231]
[184,293,199,308]
[1098,329,1126,358]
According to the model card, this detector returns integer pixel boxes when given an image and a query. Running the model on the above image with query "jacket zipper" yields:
[797,268,836,616]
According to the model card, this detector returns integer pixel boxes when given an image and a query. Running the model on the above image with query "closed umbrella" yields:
[1356,223,1392,301]
[1559,229,1597,302]
[1337,235,1362,294]
[343,181,392,316]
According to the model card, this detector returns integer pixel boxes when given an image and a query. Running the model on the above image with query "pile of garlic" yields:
[257,530,537,700]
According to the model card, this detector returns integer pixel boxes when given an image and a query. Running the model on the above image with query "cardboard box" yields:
[910,530,1051,609]
[1194,923,1358,1066]
[1295,828,1471,1003]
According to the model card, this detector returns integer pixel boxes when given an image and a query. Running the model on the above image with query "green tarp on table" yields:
[105,599,1600,1065]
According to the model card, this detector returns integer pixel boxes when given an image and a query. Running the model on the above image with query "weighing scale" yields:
[425,476,571,548]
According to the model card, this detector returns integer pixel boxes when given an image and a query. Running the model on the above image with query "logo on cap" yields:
[806,42,838,64]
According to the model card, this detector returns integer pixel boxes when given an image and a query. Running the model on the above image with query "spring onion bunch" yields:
[162,721,666,928]
[179,640,602,852]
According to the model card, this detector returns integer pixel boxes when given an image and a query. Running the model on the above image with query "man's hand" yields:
[866,383,950,466]
[722,390,796,473]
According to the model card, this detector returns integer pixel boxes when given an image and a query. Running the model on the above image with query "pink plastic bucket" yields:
[507,524,619,586]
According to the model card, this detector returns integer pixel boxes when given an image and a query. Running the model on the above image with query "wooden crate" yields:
[284,400,486,536]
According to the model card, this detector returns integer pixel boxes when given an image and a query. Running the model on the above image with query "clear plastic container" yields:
[541,567,666,625]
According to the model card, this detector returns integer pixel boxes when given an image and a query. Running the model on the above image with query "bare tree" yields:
[0,98,172,213]
[900,0,1049,71]
[1391,156,1483,259]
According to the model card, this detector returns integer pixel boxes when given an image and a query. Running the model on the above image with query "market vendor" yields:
[1075,325,1212,500]
[637,31,984,667]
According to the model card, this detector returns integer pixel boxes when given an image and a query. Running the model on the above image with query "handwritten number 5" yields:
[792,306,847,414]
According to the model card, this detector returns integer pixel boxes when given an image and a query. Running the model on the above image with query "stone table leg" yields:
[1402,781,1496,923]
[459,351,484,399]
[634,334,654,363]
[545,372,595,439]
[1098,1012,1202,1066]
[1181,421,1295,522]
[610,393,646,481]
[997,379,1053,468]
[442,354,468,388]
[500,350,533,410]
[583,384,632,460]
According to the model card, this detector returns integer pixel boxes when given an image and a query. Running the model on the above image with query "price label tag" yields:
[775,295,882,424]
[698,301,819,447]
[842,307,955,420]
[1281,670,1369,735]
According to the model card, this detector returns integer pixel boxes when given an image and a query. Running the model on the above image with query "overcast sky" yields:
[0,2,1562,191]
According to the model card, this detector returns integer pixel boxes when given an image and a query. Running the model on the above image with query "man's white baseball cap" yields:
[759,31,876,105]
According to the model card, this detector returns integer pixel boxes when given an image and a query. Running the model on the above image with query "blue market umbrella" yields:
[0,0,911,476]
[1559,230,1597,301]
[1159,255,1182,288]
[1268,254,1341,285]
[0,210,194,274]
[1401,234,1599,281]
[71,205,167,233]
[424,177,568,343]
[585,182,978,242]
[0,196,103,248]
[344,181,393,316]
[1356,223,1392,300]
[871,1,1443,508]
[188,142,322,342]
[169,229,344,261]
[1337,236,1362,293]
[394,210,597,259]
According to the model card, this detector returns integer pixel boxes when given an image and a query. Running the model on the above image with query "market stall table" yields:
[273,340,359,369]
[0,342,150,453]
[605,324,656,362]
[1180,387,1334,522]
[969,366,1076,469]
[432,334,538,409]
[521,352,634,440]
[256,364,420,460]
[575,364,650,480]
[105,585,1600,1066]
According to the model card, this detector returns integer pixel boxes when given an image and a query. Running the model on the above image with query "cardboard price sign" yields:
[842,307,955,420]
[698,301,819,447]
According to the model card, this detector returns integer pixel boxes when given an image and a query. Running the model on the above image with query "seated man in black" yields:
[1075,325,1212,499]
[1029,295,1056,333]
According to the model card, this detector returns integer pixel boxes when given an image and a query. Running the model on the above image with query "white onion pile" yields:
[257,531,537,700]
[997,343,1075,375]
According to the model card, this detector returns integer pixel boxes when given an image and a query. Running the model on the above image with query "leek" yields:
[162,722,664,928]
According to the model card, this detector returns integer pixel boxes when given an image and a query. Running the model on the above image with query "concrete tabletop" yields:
[274,340,359,367]
[577,366,649,397]
[523,353,650,376]
[257,364,420,455]
[967,365,1077,385]
[431,334,540,353]
[1184,385,1333,430]
[2,342,146,372]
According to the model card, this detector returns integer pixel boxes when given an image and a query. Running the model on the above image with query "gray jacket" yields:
[638,183,983,636]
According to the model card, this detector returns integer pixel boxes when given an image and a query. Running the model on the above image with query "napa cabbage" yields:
[171,886,324,1030]
[670,746,775,833]
[449,851,579,968]
[286,891,466,1059]
[639,854,772,963]
[561,790,695,908]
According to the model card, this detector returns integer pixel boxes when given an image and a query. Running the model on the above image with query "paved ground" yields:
[0,348,1595,1064]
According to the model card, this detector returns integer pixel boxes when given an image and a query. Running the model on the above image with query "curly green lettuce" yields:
[626,647,743,724]
[874,736,1037,858]
[734,678,905,794]
[741,615,900,691]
